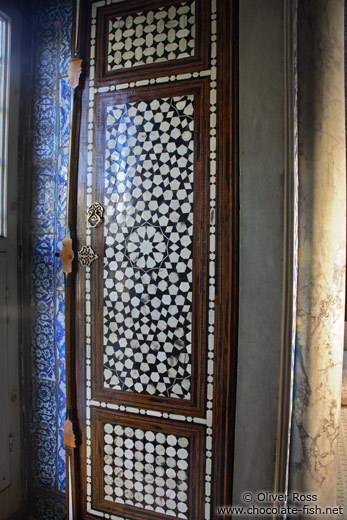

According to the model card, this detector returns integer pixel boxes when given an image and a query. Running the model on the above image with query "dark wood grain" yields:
[63,3,90,518]
[75,75,90,520]
[211,1,238,518]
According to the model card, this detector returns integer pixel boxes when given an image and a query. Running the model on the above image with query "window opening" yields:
[0,12,10,238]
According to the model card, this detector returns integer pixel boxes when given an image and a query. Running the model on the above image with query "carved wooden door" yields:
[73,1,237,519]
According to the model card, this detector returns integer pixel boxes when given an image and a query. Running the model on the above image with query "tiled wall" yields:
[28,0,72,518]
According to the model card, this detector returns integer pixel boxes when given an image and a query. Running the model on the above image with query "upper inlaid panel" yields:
[107,2,196,72]
[95,0,210,85]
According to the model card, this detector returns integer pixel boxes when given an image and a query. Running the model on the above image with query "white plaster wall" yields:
[233,0,286,503]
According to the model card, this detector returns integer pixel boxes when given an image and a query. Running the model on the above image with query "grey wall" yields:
[233,0,287,502]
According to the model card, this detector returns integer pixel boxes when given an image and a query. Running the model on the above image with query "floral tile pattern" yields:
[55,219,66,291]
[57,146,68,219]
[36,23,59,93]
[32,160,57,178]
[58,361,66,420]
[29,0,72,517]
[33,92,59,161]
[56,292,65,361]
[57,429,66,492]
[30,490,66,520]
[56,218,66,251]
[32,428,58,489]
[32,379,57,427]
[55,258,65,293]
[31,307,56,380]
[59,17,73,76]
[36,0,61,24]
[31,172,57,233]
[31,234,55,307]
[59,77,70,147]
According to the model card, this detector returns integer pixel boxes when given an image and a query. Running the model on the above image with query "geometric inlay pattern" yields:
[125,224,168,271]
[103,94,195,400]
[107,1,196,72]
[103,423,190,519]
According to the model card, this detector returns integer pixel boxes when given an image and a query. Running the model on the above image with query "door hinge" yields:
[8,434,13,453]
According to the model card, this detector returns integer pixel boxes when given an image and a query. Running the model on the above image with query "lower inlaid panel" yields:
[92,408,205,519]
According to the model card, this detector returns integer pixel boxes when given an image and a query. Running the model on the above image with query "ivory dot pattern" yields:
[103,423,190,518]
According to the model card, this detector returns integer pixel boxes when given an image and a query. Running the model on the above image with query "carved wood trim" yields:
[211,1,239,517]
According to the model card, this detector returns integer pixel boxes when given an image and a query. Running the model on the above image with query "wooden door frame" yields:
[68,1,239,517]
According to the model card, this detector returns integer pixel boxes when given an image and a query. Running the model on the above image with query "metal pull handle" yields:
[77,246,98,267]
[87,202,104,228]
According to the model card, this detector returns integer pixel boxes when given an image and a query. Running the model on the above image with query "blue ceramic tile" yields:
[31,234,56,307]
[56,218,65,251]
[32,379,57,427]
[55,219,65,291]
[59,77,71,147]
[29,0,73,509]
[32,173,57,233]
[59,0,73,31]
[36,1,60,24]
[55,258,65,292]
[30,489,66,520]
[57,429,66,492]
[58,363,66,429]
[33,93,59,161]
[56,292,65,361]
[59,18,72,76]
[57,146,68,219]
[32,160,57,178]
[31,307,56,380]
[35,23,59,92]
[32,428,57,489]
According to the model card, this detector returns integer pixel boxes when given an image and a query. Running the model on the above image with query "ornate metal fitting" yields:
[60,238,74,276]
[87,202,104,228]
[78,245,98,267]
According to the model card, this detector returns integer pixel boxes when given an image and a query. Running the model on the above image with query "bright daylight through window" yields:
[0,12,10,238]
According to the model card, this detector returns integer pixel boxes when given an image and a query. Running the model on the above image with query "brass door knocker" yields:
[77,245,99,267]
[87,202,104,228]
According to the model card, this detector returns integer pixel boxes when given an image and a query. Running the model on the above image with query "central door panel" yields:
[92,80,210,417]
